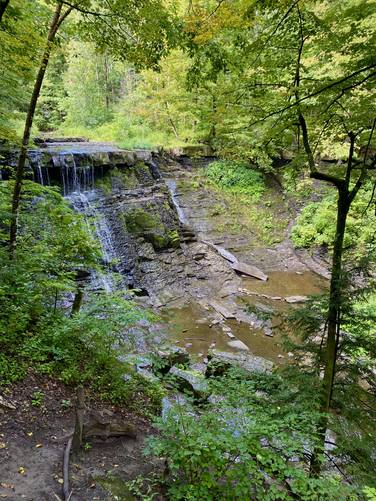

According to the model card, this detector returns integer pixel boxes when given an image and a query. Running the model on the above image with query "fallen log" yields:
[62,436,72,501]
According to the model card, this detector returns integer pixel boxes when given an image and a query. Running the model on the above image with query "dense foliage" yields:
[0,0,46,141]
[205,160,265,199]
[148,369,356,500]
[292,184,376,262]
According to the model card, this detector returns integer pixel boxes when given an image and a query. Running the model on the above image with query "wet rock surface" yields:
[5,141,327,364]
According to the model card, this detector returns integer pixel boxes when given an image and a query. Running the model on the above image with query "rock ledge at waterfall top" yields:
[0,142,154,171]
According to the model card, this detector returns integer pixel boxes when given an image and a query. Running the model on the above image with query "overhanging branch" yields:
[249,65,376,127]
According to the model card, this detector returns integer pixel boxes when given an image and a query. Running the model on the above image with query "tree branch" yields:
[251,0,301,67]
[349,118,376,203]
[55,5,74,32]
[324,72,376,114]
[60,0,110,17]
[249,65,376,127]
[310,169,346,190]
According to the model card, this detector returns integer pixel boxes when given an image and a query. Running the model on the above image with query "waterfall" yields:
[32,150,118,292]
[165,178,189,225]
[36,158,44,185]
[66,189,118,292]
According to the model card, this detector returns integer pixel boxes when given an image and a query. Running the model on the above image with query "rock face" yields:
[0,142,153,176]
[6,142,308,345]
[206,349,273,377]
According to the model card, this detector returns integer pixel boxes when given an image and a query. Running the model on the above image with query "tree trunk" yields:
[71,284,84,316]
[164,101,179,138]
[72,386,85,452]
[0,0,10,22]
[310,188,350,474]
[104,54,110,111]
[208,94,217,148]
[9,2,64,255]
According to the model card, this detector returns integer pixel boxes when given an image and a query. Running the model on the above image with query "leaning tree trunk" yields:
[310,187,350,475]
[9,2,64,255]
[0,0,10,22]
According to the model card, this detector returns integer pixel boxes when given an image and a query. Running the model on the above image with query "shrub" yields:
[204,160,265,199]
[147,370,356,500]
[291,185,376,262]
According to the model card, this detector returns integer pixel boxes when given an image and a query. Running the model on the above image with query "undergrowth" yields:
[0,180,163,414]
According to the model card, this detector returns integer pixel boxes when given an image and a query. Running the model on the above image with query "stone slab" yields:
[231,261,268,281]
[208,300,236,319]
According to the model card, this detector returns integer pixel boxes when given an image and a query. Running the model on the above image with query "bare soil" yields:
[0,370,162,501]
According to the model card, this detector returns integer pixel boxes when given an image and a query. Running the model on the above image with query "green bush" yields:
[204,160,265,199]
[147,370,356,500]
[0,353,27,385]
[0,180,100,347]
[19,293,156,403]
[291,186,376,261]
[0,180,162,412]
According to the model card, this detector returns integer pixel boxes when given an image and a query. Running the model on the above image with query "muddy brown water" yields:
[161,271,327,364]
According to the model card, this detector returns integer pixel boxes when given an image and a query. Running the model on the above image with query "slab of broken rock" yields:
[231,261,268,281]
[205,349,273,378]
[210,244,238,263]
[227,339,250,351]
[285,295,308,303]
[203,241,268,281]
[208,300,236,319]
[83,409,137,439]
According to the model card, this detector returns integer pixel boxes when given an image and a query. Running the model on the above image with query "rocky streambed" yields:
[1,141,328,366]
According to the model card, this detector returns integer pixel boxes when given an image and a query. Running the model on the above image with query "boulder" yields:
[206,349,273,377]
[168,366,209,400]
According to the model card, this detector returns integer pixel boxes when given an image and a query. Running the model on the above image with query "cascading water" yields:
[33,150,118,292]
[67,189,118,292]
[165,178,189,225]
[55,153,95,195]
[36,158,44,185]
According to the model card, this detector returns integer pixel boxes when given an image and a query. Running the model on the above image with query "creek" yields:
[0,140,327,364]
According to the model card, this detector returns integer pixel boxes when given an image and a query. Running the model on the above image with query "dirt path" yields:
[0,371,162,501]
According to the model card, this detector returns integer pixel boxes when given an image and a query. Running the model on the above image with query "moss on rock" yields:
[123,208,180,251]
